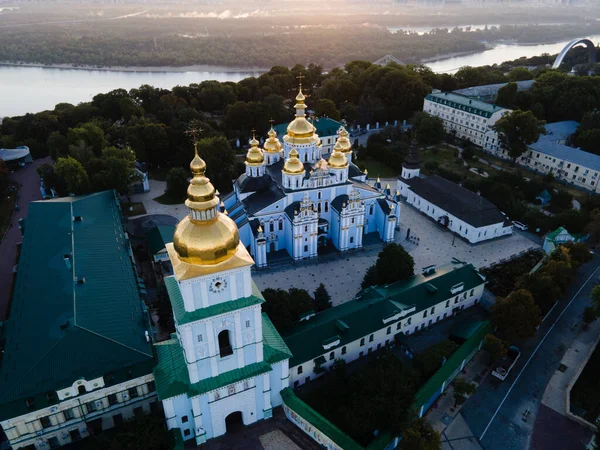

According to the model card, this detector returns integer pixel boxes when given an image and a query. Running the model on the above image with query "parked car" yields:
[512,221,528,231]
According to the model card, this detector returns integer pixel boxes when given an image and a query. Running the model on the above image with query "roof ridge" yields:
[74,324,153,358]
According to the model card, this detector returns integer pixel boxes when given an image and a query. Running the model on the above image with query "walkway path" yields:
[0,158,50,319]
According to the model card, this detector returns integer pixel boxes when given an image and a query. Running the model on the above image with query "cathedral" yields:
[223,83,399,267]
[153,145,292,445]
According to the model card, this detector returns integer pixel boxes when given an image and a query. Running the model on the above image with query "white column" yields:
[234,312,244,368]
[205,321,219,377]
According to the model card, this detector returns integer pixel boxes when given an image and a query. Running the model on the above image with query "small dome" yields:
[245,136,264,165]
[328,142,348,168]
[337,126,352,154]
[263,127,282,153]
[283,148,306,175]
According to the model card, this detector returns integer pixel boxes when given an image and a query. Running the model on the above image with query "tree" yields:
[315,99,341,121]
[67,122,107,156]
[46,131,69,160]
[165,167,188,201]
[508,67,533,82]
[362,243,415,289]
[496,82,518,108]
[413,340,459,381]
[564,241,592,269]
[412,111,444,145]
[585,209,600,247]
[516,273,561,314]
[583,307,597,327]
[97,146,139,201]
[491,289,541,341]
[400,417,441,450]
[54,156,90,195]
[313,283,332,312]
[452,378,476,407]
[262,288,314,331]
[494,110,545,164]
[482,334,507,362]
[591,286,600,317]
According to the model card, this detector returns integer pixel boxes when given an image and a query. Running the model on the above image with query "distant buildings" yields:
[0,191,157,450]
[423,91,509,147]
[453,80,535,103]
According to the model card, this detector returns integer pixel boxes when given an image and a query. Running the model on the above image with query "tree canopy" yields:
[362,243,415,289]
[494,110,546,163]
[491,289,541,341]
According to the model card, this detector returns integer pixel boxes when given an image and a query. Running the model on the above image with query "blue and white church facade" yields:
[223,86,398,267]
[153,145,292,445]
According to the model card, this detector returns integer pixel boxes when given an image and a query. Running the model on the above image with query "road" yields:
[460,255,600,450]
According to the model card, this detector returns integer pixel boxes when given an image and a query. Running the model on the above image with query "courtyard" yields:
[253,202,540,306]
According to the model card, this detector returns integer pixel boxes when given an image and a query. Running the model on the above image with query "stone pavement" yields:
[0,157,50,320]
[254,202,540,306]
[130,179,187,221]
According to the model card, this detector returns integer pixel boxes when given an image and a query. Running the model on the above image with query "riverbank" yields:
[419,48,488,64]
[0,61,268,74]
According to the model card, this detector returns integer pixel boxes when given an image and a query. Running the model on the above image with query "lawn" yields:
[0,184,18,238]
[362,157,400,178]
[153,193,184,205]
[120,202,147,217]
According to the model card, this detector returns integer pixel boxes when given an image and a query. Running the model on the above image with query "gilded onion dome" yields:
[245,134,265,166]
[283,148,305,175]
[285,85,319,145]
[263,126,282,153]
[173,146,240,266]
[337,126,352,155]
[328,141,349,169]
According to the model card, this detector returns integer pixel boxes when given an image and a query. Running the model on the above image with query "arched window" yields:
[324,202,329,212]
[350,236,354,244]
[78,385,86,395]
[218,330,233,357]
[318,203,322,213]
[287,179,291,188]
[296,179,299,188]
[304,153,308,162]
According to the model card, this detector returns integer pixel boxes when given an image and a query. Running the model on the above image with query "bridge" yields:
[373,55,405,66]
[552,38,597,69]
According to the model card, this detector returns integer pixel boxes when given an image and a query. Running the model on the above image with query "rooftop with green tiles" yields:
[273,117,343,140]
[282,261,486,367]
[0,190,154,420]
[426,91,506,118]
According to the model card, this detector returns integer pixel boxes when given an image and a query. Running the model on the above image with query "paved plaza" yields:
[253,202,540,306]
[130,179,187,221]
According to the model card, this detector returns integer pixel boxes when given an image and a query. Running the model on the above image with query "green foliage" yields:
[563,241,592,269]
[452,377,476,407]
[482,334,507,362]
[400,417,442,450]
[412,111,444,145]
[496,82,518,108]
[301,353,420,446]
[81,412,170,450]
[67,122,107,156]
[261,288,314,332]
[315,99,341,121]
[165,167,188,201]
[413,340,460,381]
[516,273,561,316]
[54,156,90,195]
[313,283,332,312]
[480,250,544,297]
[362,243,415,289]
[494,110,545,163]
[591,286,600,317]
[492,289,541,341]
[583,307,597,325]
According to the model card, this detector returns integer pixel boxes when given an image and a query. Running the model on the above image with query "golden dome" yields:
[287,117,316,139]
[328,142,349,169]
[263,126,282,153]
[245,135,264,165]
[283,148,305,175]
[337,126,352,154]
[173,146,241,266]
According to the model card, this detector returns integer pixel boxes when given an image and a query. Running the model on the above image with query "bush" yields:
[165,166,188,200]
[413,340,459,381]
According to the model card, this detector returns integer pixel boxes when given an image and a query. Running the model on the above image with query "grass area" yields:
[148,167,169,181]
[362,157,400,178]
[571,342,600,422]
[153,193,184,205]
[0,184,18,239]
[121,201,147,217]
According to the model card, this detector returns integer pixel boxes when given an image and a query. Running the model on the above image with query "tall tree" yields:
[54,156,90,195]
[165,167,188,201]
[400,417,442,450]
[494,110,545,164]
[491,289,541,341]
[313,283,332,312]
[412,111,444,145]
[362,243,415,289]
[482,334,507,362]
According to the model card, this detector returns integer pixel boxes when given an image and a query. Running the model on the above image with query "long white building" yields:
[0,191,157,450]
[423,90,509,147]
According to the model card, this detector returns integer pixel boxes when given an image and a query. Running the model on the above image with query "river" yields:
[1,34,599,117]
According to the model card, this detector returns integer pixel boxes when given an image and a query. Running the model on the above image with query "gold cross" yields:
[269,118,275,126]
[251,128,256,139]
[296,73,305,87]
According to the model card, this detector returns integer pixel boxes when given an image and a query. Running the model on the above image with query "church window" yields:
[351,218,355,224]
[304,245,308,252]
[128,387,139,399]
[279,220,283,230]
[218,330,233,357]
[108,394,118,406]
[329,352,335,361]
[182,416,189,423]
[197,334,203,343]
[304,154,308,162]
[360,338,365,346]
[407,318,412,325]
[245,320,250,328]
[386,327,391,335]
[64,408,75,421]
[341,346,346,355]
[446,300,450,308]
[369,204,374,215]
[431,307,435,314]
[350,237,354,244]
[296,179,299,188]
[287,179,291,188]
[396,322,401,330]
[184,430,191,437]
[325,202,329,212]
[78,385,86,395]
[318,203,322,213]
[304,226,308,232]
[318,192,322,200]
[470,289,474,296]
[40,416,51,429]
[269,222,274,232]
[298,366,303,375]
[423,311,427,318]
[369,334,374,342]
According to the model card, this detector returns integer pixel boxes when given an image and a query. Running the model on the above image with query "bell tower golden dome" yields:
[284,76,319,146]
[168,135,254,280]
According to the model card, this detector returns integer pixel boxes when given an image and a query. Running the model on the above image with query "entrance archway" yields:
[225,411,244,433]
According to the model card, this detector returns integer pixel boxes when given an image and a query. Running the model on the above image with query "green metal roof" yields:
[146,225,175,255]
[0,191,154,420]
[273,117,343,139]
[153,336,273,401]
[282,262,485,367]
[413,321,491,411]
[164,277,265,326]
[426,92,505,118]
[262,313,293,364]
[280,388,364,450]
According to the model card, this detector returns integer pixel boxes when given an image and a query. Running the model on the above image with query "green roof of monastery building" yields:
[282,261,486,367]
[273,117,343,139]
[0,191,154,420]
